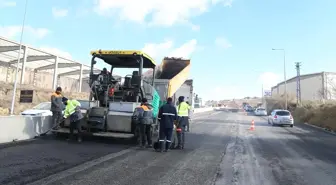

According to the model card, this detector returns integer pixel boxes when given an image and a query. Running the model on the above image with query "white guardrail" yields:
[0,107,214,145]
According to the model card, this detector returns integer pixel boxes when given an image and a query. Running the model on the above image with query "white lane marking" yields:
[26,148,135,185]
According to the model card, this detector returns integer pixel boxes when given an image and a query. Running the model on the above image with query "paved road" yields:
[2,110,336,185]
[0,135,130,185]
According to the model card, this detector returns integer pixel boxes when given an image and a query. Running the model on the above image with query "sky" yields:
[1,0,336,101]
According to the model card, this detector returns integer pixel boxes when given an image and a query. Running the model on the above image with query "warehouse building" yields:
[271,72,336,101]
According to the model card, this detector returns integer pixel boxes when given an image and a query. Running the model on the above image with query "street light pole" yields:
[10,0,28,115]
[272,48,287,110]
[261,83,264,104]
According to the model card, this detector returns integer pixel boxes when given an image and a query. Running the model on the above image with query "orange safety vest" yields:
[136,104,153,125]
[140,105,149,111]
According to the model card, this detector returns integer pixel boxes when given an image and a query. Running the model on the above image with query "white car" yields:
[21,100,95,117]
[268,109,294,127]
[254,108,267,116]
[21,102,53,116]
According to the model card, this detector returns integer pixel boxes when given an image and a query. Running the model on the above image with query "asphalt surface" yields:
[0,135,130,185]
[1,110,336,185]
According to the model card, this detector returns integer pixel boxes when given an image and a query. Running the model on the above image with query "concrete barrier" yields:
[0,115,52,144]
[193,107,214,113]
[0,107,215,145]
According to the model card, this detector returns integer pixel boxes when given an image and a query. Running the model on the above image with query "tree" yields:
[317,76,336,101]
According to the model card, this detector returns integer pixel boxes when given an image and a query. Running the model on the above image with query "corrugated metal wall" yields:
[271,72,336,101]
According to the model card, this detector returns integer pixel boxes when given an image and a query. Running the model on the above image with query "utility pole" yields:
[261,84,264,105]
[10,0,28,115]
[272,48,287,109]
[295,62,302,106]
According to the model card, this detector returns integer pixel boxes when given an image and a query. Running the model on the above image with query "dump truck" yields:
[53,50,160,143]
[144,57,191,106]
[174,79,194,106]
[174,79,194,116]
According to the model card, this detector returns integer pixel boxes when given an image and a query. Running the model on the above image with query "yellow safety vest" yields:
[177,102,190,117]
[64,100,81,118]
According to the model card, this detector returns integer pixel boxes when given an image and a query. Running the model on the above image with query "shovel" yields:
[38,118,65,137]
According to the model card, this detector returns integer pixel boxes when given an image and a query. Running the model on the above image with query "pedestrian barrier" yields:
[193,107,214,113]
[0,107,214,145]
[0,115,52,144]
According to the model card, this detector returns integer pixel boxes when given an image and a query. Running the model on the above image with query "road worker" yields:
[97,67,109,84]
[63,97,84,142]
[157,97,177,152]
[176,96,191,149]
[185,101,191,132]
[135,98,154,148]
[50,87,63,130]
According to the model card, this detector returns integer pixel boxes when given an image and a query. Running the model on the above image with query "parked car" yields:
[268,109,294,127]
[21,100,96,117]
[245,105,254,112]
[21,102,53,116]
[21,101,67,116]
[254,108,267,116]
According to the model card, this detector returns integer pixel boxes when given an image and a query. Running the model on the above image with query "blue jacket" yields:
[158,102,177,129]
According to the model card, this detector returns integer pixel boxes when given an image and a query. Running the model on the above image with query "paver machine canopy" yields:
[90,50,158,106]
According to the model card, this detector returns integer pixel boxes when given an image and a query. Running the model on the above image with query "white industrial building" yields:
[271,72,336,101]
[0,36,101,92]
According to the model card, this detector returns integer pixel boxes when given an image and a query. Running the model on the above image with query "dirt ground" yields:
[0,83,89,115]
[265,96,336,132]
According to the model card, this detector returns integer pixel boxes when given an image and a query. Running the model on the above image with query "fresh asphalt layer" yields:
[1,110,336,185]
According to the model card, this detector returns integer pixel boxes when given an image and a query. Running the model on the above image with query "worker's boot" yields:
[177,143,183,150]
[164,142,171,152]
[159,141,165,152]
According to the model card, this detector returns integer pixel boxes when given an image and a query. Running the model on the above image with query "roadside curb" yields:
[302,122,336,136]
[0,138,37,149]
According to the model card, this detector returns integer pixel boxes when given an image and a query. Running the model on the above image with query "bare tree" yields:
[326,78,336,99]
[317,77,336,102]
